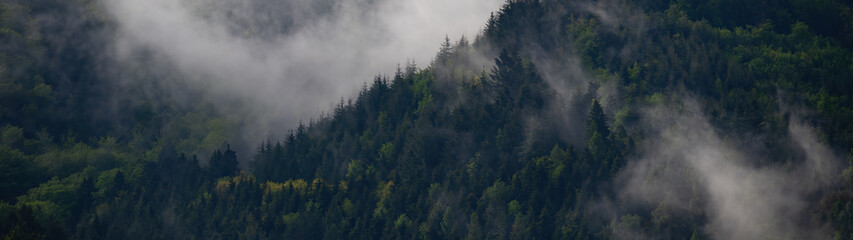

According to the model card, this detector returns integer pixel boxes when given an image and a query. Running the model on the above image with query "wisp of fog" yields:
[608,97,842,240]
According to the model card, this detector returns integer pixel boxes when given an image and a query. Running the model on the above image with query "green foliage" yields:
[0,145,38,202]
[567,17,602,66]
[0,125,22,146]
[1,0,852,239]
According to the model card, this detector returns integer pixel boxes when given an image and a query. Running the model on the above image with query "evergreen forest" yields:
[1,0,853,239]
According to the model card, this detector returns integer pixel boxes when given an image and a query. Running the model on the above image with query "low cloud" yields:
[98,0,503,150]
[612,97,842,239]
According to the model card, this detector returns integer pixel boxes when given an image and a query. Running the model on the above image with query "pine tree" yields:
[585,100,609,140]
[436,35,453,65]
[209,145,238,178]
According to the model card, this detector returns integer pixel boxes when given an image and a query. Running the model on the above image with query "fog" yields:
[609,97,842,239]
[99,0,504,151]
[93,1,847,237]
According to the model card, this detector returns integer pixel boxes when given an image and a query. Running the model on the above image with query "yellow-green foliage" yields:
[94,168,124,198]
[286,179,308,195]
[263,181,287,194]
[17,172,93,221]
[215,178,231,195]
[379,142,394,160]
[373,181,394,218]
[261,179,309,195]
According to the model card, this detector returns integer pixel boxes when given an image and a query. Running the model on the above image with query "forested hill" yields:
[2,0,853,239]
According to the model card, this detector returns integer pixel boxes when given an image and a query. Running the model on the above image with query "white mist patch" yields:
[99,0,503,143]
[617,98,841,240]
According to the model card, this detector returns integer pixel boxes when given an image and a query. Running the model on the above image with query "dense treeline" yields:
[1,0,853,239]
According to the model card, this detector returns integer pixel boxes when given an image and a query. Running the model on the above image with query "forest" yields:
[1,0,853,239]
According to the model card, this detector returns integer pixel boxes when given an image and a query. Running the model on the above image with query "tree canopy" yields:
[1,0,853,239]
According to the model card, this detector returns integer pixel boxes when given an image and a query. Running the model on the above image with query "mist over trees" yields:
[1,0,853,239]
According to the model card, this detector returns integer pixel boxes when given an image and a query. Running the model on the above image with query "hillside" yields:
[1,0,853,239]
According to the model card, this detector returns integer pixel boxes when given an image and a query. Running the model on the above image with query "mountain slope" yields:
[1,0,853,239]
